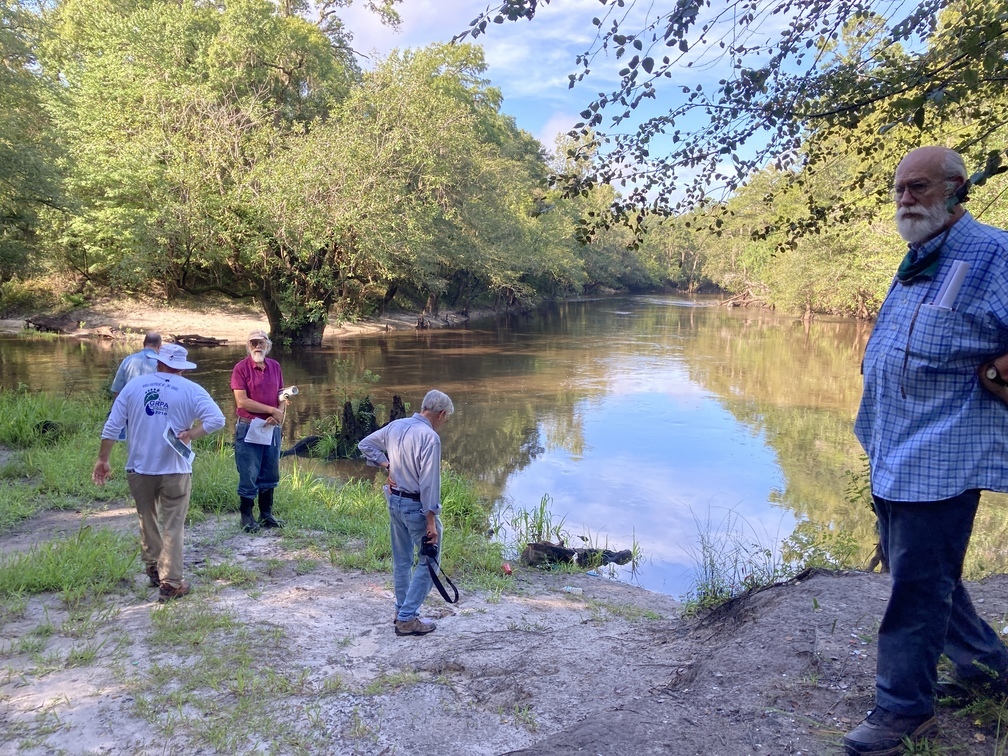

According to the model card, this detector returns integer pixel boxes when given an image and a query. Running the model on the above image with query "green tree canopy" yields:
[0,0,59,279]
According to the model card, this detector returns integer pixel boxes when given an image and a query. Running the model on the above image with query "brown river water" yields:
[4,295,1004,597]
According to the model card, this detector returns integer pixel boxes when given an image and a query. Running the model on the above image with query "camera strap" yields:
[425,557,459,604]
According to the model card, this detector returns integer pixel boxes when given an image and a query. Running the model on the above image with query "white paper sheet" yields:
[243,417,276,445]
[933,260,969,310]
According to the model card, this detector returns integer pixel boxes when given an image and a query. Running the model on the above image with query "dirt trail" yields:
[2,500,1007,754]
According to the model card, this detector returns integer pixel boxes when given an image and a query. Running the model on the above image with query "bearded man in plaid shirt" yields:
[845,145,1008,755]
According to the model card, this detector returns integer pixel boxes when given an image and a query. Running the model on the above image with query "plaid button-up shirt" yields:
[855,211,1008,501]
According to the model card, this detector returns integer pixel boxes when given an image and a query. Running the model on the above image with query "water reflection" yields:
[5,297,1004,597]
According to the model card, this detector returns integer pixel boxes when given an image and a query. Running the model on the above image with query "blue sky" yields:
[338,0,784,202]
[339,0,673,153]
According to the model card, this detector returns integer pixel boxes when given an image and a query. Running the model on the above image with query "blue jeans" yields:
[874,491,1008,716]
[389,492,443,622]
[234,421,280,499]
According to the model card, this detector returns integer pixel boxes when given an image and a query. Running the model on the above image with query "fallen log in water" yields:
[520,540,633,568]
[171,333,229,346]
[24,315,75,334]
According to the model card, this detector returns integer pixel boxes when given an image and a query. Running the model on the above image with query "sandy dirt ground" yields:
[2,500,1008,755]
[0,295,484,343]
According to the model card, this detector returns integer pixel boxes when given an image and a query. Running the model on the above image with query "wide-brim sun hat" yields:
[155,343,197,370]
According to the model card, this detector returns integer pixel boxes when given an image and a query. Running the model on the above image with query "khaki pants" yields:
[127,472,192,588]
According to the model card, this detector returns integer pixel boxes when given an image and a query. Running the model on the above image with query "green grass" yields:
[0,481,44,533]
[194,560,260,588]
[363,669,420,695]
[0,390,513,620]
[0,526,138,604]
[497,493,568,555]
[585,599,663,622]
[0,389,106,449]
[679,508,790,616]
[139,602,325,752]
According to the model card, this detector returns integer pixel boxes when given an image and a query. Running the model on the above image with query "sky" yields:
[336,0,782,203]
[338,0,673,153]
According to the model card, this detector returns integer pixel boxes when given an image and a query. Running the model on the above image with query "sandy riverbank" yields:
[0,294,495,343]
[2,494,1006,754]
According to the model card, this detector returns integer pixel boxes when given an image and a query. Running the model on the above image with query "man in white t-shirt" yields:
[93,343,225,602]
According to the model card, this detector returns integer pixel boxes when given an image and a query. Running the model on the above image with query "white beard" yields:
[896,201,950,244]
[250,350,266,365]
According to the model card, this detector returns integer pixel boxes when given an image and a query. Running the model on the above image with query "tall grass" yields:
[679,505,864,615]
[0,388,105,448]
[0,525,138,603]
[273,465,505,579]
[0,481,44,533]
[497,493,568,554]
[680,508,788,615]
[0,391,508,598]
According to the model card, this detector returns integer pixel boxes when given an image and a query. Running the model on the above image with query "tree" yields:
[0,0,59,281]
[458,0,1008,238]
[243,44,558,341]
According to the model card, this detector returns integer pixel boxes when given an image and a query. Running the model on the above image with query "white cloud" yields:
[536,112,579,150]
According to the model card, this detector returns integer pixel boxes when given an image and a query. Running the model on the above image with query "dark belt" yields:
[389,488,421,501]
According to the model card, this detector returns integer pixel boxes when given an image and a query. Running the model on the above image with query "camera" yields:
[278,386,299,402]
[421,535,439,561]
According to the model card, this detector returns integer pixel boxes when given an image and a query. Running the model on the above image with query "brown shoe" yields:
[394,616,436,636]
[145,563,160,588]
[158,580,190,603]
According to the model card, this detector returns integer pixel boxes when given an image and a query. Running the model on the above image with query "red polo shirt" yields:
[231,357,284,420]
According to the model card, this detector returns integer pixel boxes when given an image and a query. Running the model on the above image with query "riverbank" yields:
[0,294,497,342]
[2,498,1007,753]
[2,300,1008,754]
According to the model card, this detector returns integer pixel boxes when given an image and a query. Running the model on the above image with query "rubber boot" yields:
[240,496,260,533]
[258,488,284,529]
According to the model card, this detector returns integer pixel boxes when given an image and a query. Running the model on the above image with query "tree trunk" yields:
[258,286,329,346]
[259,290,285,341]
[277,319,327,346]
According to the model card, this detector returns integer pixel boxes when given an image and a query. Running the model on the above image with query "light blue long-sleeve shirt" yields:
[110,347,159,395]
[358,413,442,514]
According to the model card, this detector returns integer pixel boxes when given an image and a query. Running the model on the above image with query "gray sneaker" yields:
[842,706,936,755]
[394,617,436,636]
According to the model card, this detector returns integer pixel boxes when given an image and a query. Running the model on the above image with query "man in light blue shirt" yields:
[846,146,1008,755]
[110,332,161,397]
[358,389,454,637]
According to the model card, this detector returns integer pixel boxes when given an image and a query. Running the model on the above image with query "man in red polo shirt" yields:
[231,329,286,532]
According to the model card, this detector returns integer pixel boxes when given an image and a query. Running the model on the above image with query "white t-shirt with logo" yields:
[102,372,226,475]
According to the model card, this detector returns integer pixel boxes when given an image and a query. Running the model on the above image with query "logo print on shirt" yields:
[144,388,169,417]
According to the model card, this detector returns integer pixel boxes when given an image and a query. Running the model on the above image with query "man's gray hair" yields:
[422,389,454,415]
[941,148,968,183]
[143,332,162,349]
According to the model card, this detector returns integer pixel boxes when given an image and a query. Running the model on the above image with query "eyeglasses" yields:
[890,180,935,201]
[249,339,267,347]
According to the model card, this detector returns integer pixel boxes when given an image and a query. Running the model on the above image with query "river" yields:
[4,295,1006,597]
